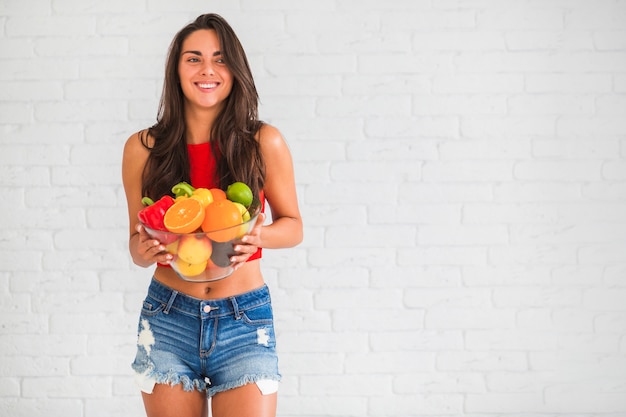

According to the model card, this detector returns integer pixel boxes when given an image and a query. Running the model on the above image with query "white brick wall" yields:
[1,1,625,416]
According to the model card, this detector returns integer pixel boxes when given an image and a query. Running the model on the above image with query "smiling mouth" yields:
[197,82,218,89]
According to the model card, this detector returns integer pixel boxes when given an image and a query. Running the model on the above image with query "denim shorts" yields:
[131,278,280,397]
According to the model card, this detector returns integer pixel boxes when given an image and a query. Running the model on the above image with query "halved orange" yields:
[163,198,205,234]
[201,199,242,242]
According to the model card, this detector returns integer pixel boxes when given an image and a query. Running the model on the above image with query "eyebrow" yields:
[181,50,222,57]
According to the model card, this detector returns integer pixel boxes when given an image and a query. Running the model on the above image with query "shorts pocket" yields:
[241,302,274,326]
[140,295,165,317]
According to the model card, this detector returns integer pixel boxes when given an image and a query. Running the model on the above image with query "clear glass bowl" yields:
[139,202,261,282]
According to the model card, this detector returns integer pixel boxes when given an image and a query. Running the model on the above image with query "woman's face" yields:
[178,29,233,113]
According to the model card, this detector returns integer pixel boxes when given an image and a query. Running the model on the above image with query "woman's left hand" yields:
[230,213,265,270]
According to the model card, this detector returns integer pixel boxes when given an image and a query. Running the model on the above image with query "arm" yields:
[121,131,173,267]
[231,125,303,266]
[257,124,303,249]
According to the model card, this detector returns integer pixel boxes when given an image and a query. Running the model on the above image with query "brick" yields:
[370,203,461,225]
[533,137,619,158]
[494,182,582,202]
[35,100,127,122]
[400,183,493,203]
[333,308,424,331]
[369,393,464,416]
[423,160,515,182]
[0,399,83,417]
[418,224,509,245]
[84,397,146,417]
[437,351,528,371]
[394,372,485,394]
[319,32,412,55]
[345,352,435,376]
[466,392,545,413]
[6,16,96,36]
[434,74,524,93]
[461,116,556,138]
[566,5,626,29]
[478,7,564,29]
[404,288,491,309]
[23,376,112,398]
[0,144,69,166]
[414,31,506,51]
[0,378,20,397]
[506,30,594,51]
[370,329,463,351]
[35,36,128,57]
[371,266,462,288]
[526,73,613,93]
[318,95,412,117]
[279,395,367,417]
[0,80,63,101]
[509,94,594,115]
[399,246,488,266]
[426,308,515,329]
[300,374,392,396]
[514,160,603,181]
[364,117,459,140]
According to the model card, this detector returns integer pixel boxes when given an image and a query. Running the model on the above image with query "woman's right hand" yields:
[134,223,173,266]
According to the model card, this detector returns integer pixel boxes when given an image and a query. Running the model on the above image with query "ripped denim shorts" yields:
[131,278,281,397]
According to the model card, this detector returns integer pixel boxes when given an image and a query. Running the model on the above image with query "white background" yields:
[1,0,626,416]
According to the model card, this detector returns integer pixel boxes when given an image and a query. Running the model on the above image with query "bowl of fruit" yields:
[138,181,261,282]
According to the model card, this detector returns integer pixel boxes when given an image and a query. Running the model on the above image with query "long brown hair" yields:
[141,13,265,201]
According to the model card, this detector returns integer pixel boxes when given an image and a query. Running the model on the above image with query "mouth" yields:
[196,82,219,90]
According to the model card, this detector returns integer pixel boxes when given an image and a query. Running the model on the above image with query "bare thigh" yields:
[211,383,277,417]
[142,384,208,417]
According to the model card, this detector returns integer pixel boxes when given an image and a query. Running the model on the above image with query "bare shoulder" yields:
[123,129,153,158]
[257,123,289,154]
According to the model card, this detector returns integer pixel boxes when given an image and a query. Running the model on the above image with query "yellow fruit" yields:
[165,239,179,255]
[177,235,212,264]
[232,202,251,222]
[173,258,207,277]
[190,188,214,208]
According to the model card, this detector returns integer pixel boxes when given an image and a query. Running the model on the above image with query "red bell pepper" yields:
[137,195,175,231]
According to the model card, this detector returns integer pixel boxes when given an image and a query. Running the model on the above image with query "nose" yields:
[200,62,214,76]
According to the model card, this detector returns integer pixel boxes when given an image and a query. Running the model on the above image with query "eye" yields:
[187,57,200,63]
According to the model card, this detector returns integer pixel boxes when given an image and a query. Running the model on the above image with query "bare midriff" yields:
[152,259,264,299]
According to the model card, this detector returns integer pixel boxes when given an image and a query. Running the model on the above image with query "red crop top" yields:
[187,142,263,261]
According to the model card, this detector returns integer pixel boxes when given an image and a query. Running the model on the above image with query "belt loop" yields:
[164,290,178,314]
[230,296,241,319]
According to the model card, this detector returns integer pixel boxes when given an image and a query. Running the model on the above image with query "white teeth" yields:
[198,83,217,89]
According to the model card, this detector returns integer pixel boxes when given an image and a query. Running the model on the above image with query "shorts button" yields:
[203,305,211,313]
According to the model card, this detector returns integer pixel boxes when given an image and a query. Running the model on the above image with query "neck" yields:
[184,104,221,144]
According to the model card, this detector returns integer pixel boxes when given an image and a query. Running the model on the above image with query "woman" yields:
[121,13,302,417]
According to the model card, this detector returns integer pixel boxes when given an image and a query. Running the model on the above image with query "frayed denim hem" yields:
[132,361,207,394]
[207,374,281,397]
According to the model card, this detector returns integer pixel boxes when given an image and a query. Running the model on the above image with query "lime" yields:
[226,182,253,208]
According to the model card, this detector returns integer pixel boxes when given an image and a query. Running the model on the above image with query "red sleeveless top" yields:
[188,142,263,261]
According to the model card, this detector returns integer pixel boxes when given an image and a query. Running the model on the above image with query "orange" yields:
[210,188,227,201]
[201,199,242,242]
[163,198,205,234]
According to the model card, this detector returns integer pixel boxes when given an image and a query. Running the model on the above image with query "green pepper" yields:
[137,195,175,231]
[172,181,195,198]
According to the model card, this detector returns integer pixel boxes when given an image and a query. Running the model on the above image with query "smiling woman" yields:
[121,13,303,417]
